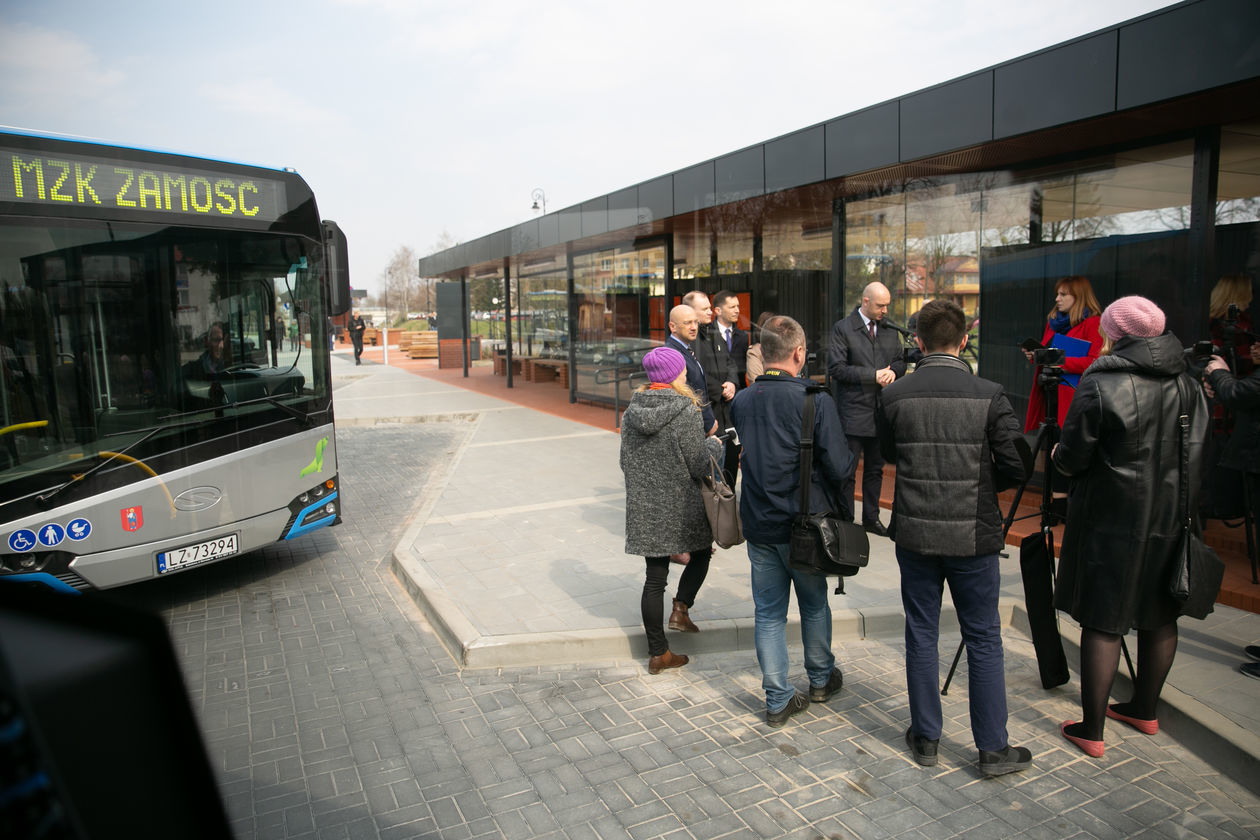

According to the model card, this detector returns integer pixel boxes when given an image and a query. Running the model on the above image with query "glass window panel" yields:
[1218,120,1260,226]
[1074,141,1194,236]
[572,243,664,408]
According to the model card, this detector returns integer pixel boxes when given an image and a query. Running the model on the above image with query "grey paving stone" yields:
[99,366,1260,840]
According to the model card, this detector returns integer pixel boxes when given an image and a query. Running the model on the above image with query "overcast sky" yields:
[1,0,1177,296]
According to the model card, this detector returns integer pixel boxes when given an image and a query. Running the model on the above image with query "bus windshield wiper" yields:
[35,423,169,508]
[35,396,320,508]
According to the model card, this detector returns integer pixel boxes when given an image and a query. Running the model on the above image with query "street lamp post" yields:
[531,188,547,214]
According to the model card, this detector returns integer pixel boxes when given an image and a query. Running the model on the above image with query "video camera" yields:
[1183,339,1218,376]
[1021,338,1067,387]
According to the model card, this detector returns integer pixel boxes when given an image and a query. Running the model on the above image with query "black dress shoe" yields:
[863,520,889,538]
[765,691,809,729]
[809,667,844,702]
[978,744,1032,776]
[905,728,939,766]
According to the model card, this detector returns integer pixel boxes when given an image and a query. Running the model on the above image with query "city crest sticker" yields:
[120,506,144,532]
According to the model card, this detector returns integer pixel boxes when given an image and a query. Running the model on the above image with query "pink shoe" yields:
[1106,705,1158,735]
[1061,721,1104,757]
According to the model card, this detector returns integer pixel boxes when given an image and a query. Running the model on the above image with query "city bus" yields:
[0,129,350,591]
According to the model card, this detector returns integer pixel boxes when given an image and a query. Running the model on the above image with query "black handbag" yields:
[787,386,869,592]
[1169,378,1225,619]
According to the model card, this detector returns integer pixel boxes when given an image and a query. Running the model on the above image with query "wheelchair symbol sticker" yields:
[67,518,92,541]
[8,529,36,552]
[38,523,66,547]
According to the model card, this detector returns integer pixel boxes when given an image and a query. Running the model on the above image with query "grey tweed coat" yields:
[620,389,721,556]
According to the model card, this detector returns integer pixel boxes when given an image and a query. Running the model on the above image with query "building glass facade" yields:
[420,1,1260,420]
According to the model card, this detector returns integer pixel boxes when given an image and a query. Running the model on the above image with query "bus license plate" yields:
[157,533,239,574]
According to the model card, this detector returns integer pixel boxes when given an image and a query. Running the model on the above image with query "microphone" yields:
[881,320,914,337]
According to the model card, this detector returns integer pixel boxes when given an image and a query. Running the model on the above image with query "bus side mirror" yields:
[323,220,351,316]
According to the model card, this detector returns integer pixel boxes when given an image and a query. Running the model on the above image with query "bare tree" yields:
[381,246,419,326]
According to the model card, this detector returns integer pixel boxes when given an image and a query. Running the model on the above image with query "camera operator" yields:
[1204,342,1260,512]
[1022,276,1104,432]
[1208,275,1254,378]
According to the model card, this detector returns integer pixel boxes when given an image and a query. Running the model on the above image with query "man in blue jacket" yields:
[876,299,1033,776]
[731,316,855,728]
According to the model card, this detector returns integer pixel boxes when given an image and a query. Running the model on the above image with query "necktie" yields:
[868,321,876,341]
[724,328,732,351]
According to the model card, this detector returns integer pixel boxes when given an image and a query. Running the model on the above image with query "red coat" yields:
[1024,316,1103,432]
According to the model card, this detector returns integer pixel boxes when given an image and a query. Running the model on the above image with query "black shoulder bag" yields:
[788,386,870,593]
[1168,376,1224,619]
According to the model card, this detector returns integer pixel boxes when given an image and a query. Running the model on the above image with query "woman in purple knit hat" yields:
[620,346,722,674]
[1051,296,1210,757]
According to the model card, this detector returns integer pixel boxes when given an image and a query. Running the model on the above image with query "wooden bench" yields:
[494,353,527,376]
[362,328,380,346]
[407,332,438,358]
[528,358,569,387]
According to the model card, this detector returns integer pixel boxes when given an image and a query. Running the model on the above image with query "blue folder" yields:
[1050,332,1091,388]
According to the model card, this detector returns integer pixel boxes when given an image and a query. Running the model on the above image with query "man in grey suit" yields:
[827,281,906,536]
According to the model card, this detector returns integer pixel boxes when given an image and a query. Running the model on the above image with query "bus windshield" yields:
[0,218,332,504]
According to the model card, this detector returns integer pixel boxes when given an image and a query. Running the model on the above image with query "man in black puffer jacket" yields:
[876,299,1032,776]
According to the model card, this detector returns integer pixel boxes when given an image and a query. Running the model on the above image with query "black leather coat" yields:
[1052,333,1209,634]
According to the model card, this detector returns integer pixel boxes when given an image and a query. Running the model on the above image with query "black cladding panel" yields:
[608,186,639,232]
[825,101,899,179]
[581,196,609,237]
[766,126,825,192]
[994,32,1118,137]
[1118,0,1260,110]
[674,161,716,214]
[558,206,581,242]
[715,146,765,204]
[900,71,994,161]
[638,175,674,223]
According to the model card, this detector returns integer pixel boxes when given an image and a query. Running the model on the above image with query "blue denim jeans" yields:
[748,541,835,712]
[896,546,1008,751]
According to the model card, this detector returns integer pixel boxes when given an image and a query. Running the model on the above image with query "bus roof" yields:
[0,124,294,175]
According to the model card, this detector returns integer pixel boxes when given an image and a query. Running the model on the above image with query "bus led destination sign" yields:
[2,146,288,223]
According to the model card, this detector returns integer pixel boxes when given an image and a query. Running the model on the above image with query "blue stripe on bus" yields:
[0,573,82,595]
[284,491,340,541]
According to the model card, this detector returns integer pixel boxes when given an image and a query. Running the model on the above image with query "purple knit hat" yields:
[642,346,686,385]
[1099,296,1165,341]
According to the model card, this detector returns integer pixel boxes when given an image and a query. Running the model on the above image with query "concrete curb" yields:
[391,542,1260,796]
[390,536,1009,667]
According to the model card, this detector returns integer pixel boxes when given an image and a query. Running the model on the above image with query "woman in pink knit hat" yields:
[1050,296,1211,757]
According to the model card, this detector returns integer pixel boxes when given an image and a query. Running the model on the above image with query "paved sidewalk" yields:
[328,355,1260,798]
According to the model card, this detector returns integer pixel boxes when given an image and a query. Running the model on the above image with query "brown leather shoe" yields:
[668,599,699,632]
[648,650,689,674]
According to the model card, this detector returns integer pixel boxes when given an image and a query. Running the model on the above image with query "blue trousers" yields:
[896,546,1009,751]
[748,542,835,712]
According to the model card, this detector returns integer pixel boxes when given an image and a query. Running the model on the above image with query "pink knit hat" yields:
[1099,296,1165,341]
[642,346,686,384]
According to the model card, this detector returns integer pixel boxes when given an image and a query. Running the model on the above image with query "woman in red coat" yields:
[1023,276,1104,432]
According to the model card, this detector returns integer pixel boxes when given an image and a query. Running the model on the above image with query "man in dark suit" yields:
[827,281,906,536]
[684,291,739,481]
[711,290,748,485]
[665,304,718,436]
[712,290,749,390]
